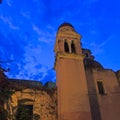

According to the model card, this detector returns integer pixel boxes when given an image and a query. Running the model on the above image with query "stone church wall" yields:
[92,69,120,120]
[6,88,57,120]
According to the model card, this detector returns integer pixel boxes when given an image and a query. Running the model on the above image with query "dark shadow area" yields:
[64,41,69,53]
[0,67,14,120]
[85,67,102,120]
[97,81,105,95]
[33,114,40,120]
[71,42,76,53]
[15,104,33,120]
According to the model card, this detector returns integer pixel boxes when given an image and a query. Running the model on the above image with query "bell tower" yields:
[54,23,92,120]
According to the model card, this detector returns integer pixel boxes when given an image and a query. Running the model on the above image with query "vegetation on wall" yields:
[0,67,14,120]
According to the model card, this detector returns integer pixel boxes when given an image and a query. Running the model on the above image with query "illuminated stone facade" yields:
[54,23,120,120]
[54,23,91,120]
[1,23,120,120]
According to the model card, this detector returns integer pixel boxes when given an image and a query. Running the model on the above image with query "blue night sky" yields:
[0,0,120,83]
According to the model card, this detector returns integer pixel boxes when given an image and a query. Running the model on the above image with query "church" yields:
[0,23,120,120]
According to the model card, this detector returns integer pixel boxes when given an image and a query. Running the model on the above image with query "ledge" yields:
[56,52,84,60]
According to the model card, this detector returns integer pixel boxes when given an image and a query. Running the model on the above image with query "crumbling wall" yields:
[7,88,57,120]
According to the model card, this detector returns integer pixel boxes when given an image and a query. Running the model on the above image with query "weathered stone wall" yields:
[2,68,120,120]
[92,69,120,120]
[8,88,57,120]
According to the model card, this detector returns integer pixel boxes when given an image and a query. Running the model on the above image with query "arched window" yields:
[16,104,33,120]
[16,99,33,120]
[71,42,76,53]
[64,41,69,53]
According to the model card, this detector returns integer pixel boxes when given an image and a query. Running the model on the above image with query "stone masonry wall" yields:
[7,88,57,120]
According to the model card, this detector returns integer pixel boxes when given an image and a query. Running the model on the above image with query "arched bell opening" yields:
[64,41,69,53]
[71,41,76,53]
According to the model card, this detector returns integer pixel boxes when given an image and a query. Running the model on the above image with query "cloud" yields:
[88,35,113,55]
[7,43,47,81]
[6,0,13,6]
[7,52,48,81]
[32,24,55,43]
[0,16,19,29]
[42,69,56,84]
[6,37,56,82]
[21,11,31,19]
[0,0,101,83]
[32,24,42,35]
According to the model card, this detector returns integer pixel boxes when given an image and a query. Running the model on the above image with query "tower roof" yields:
[58,22,74,30]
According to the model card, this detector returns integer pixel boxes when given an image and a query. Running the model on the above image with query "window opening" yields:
[97,81,105,95]
[71,42,76,53]
[16,104,33,120]
[64,41,69,53]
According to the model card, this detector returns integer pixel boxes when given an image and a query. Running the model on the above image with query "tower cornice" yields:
[54,52,85,69]
[57,52,84,59]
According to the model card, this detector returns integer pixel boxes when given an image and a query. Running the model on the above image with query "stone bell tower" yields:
[54,23,92,120]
